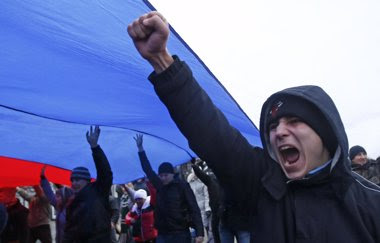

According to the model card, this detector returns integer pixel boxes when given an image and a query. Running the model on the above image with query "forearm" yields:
[40,178,57,207]
[138,151,162,188]
[149,57,254,176]
[125,186,135,202]
[92,146,113,193]
[148,50,174,74]
[192,165,211,186]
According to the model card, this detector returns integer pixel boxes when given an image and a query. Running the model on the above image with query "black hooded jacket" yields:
[147,56,380,243]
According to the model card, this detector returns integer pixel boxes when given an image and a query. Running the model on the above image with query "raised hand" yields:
[134,133,144,152]
[86,125,101,148]
[128,11,173,73]
[40,165,47,179]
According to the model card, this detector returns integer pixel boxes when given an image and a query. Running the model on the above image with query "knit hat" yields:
[158,162,174,174]
[349,145,367,160]
[134,189,147,200]
[70,167,91,181]
[266,95,337,155]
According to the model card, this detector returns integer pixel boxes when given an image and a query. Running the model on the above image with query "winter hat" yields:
[70,167,91,181]
[158,162,174,174]
[266,95,337,155]
[134,189,147,200]
[349,145,367,160]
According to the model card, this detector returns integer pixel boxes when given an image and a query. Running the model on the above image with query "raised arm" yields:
[86,126,113,195]
[128,12,264,188]
[40,165,58,208]
[124,183,136,203]
[134,134,162,189]
[16,187,33,201]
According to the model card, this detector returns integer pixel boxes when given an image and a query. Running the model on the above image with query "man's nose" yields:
[274,121,289,138]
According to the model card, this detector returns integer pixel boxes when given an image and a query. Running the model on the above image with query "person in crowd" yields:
[218,189,251,243]
[187,166,212,241]
[134,134,204,243]
[128,11,380,242]
[116,184,134,243]
[350,145,380,185]
[0,187,29,242]
[192,159,250,243]
[133,178,150,194]
[109,194,121,243]
[190,160,221,243]
[0,203,7,235]
[63,125,113,242]
[17,185,52,243]
[40,166,74,243]
[125,183,157,243]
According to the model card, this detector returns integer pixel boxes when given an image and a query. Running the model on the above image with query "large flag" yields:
[0,0,261,187]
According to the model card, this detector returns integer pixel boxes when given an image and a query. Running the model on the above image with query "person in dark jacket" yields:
[127,12,380,243]
[0,187,29,243]
[63,125,113,243]
[191,160,221,243]
[0,203,7,234]
[350,145,380,185]
[134,134,204,243]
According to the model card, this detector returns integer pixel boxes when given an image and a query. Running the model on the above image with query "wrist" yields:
[91,144,99,149]
[148,50,174,73]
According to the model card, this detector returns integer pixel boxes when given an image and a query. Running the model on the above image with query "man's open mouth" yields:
[279,145,300,164]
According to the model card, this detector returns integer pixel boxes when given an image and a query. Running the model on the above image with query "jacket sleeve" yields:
[40,177,57,208]
[138,151,162,190]
[192,165,211,187]
[125,186,136,203]
[92,145,113,196]
[203,184,211,212]
[16,188,33,201]
[148,56,266,198]
[182,182,204,237]
[125,210,138,226]
[146,181,157,207]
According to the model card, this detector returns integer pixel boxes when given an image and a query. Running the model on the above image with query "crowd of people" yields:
[1,10,380,243]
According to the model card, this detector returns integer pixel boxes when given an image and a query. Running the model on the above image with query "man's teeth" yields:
[279,145,293,151]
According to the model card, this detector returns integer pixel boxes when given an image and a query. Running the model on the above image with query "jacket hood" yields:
[259,85,350,178]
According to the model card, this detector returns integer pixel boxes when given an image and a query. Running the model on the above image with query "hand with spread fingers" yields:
[86,125,101,148]
[134,133,144,152]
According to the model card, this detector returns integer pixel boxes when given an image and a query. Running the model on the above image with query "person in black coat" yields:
[128,12,380,243]
[191,160,221,243]
[134,134,204,243]
[0,203,7,234]
[63,126,113,243]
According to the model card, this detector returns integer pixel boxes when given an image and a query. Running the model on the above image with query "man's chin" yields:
[281,164,307,180]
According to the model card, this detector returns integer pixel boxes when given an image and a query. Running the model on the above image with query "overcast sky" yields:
[149,0,380,159]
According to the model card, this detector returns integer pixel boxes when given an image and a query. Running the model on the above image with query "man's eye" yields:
[269,123,278,131]
[288,117,300,124]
